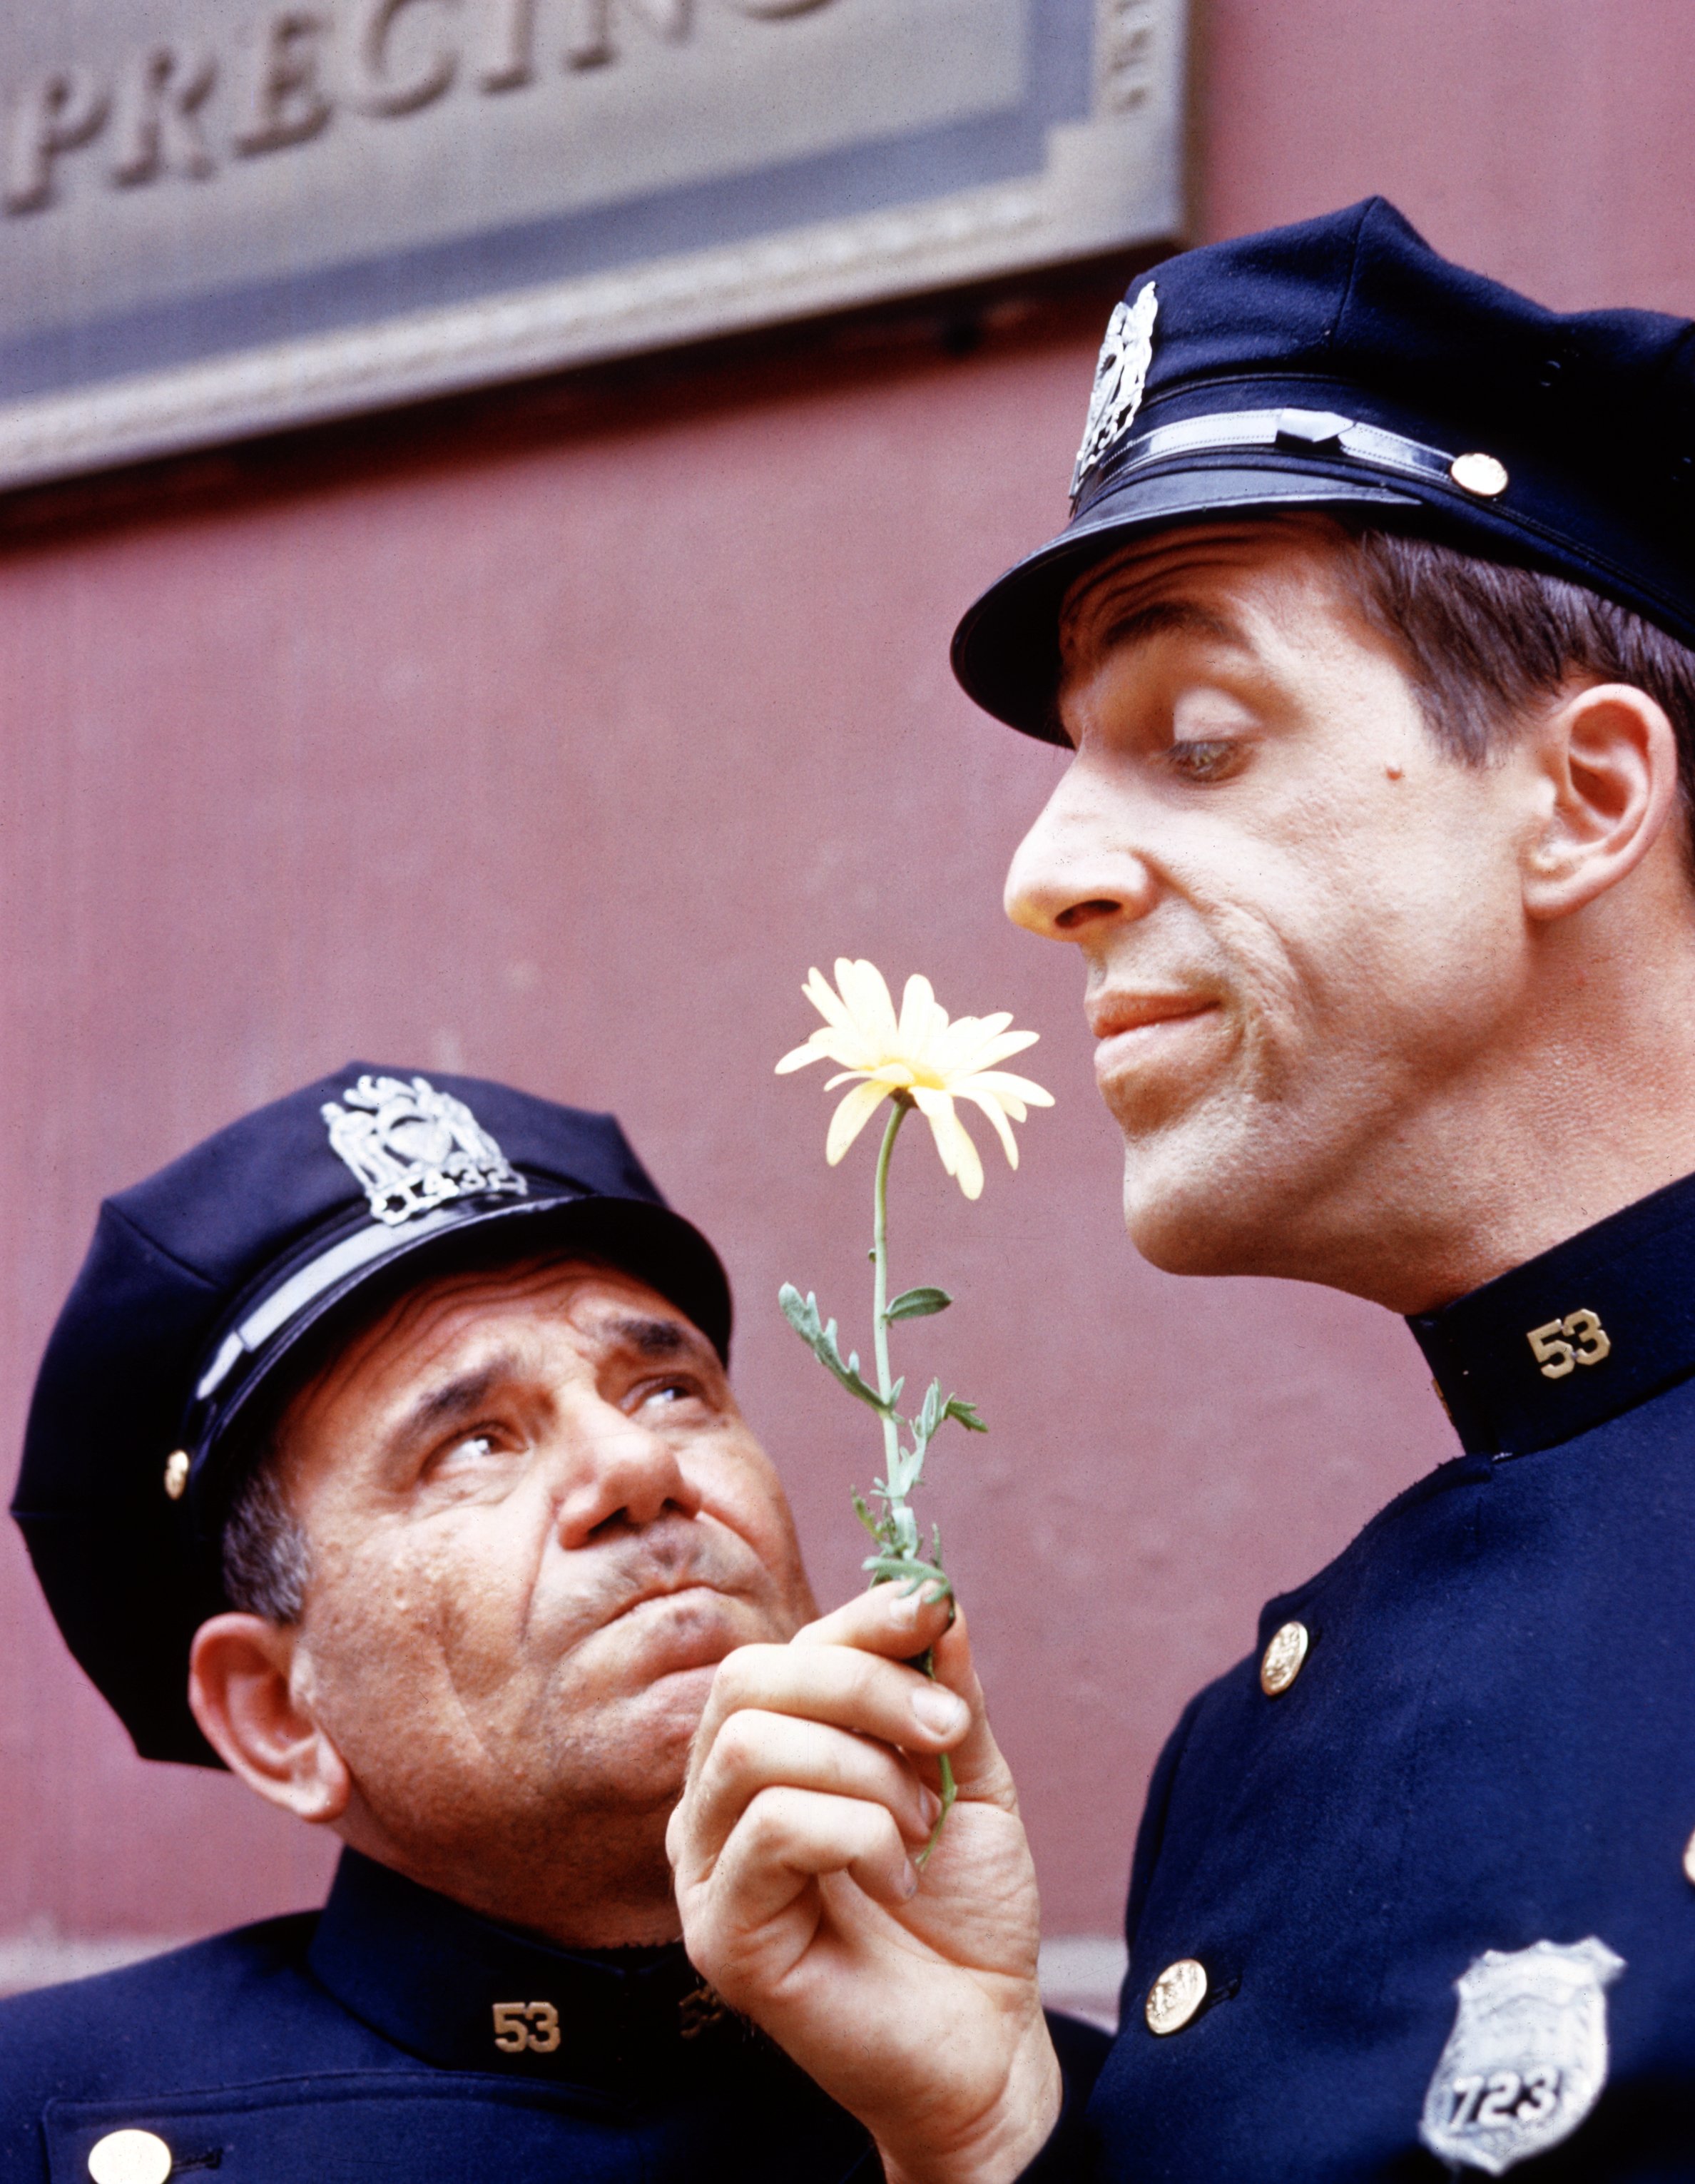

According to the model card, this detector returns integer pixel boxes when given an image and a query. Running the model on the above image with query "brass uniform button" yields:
[1449,450,1509,497]
[162,1450,190,1501]
[1682,1826,1695,1887]
[1260,1620,1310,1696]
[88,2130,173,2184]
[1145,1957,1208,2035]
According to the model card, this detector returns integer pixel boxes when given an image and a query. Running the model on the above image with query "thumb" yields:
[925,1600,1019,1812]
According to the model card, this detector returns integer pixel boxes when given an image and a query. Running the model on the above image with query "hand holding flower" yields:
[666,958,1061,2184]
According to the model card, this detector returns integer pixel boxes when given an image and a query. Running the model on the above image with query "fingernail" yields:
[912,1686,967,1737]
[920,1786,942,1827]
[900,1859,919,1899]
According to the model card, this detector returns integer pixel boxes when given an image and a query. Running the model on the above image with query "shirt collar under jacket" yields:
[307,1848,740,2100]
[1408,1167,1695,1457]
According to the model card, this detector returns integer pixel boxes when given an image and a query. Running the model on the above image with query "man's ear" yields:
[1520,681,1684,920]
[188,1612,351,1825]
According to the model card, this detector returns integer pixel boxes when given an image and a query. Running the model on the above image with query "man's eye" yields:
[640,1379,702,1412]
[1162,738,1243,782]
[432,1432,501,1473]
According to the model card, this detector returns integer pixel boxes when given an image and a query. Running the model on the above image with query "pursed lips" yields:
[601,1579,753,1685]
[609,1578,724,1625]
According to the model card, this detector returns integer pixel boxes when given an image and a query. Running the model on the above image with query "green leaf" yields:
[885,1286,953,1322]
[852,1489,892,1546]
[779,1284,897,1416]
[779,1281,820,1341]
[862,1551,952,1601]
[945,1396,988,1433]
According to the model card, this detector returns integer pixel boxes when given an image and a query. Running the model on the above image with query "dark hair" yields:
[221,1446,311,1625]
[1336,528,1695,865]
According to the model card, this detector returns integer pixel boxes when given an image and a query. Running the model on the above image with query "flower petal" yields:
[899,977,952,1071]
[836,958,900,1050]
[775,1037,833,1074]
[950,1026,1042,1075]
[803,965,857,1035]
[800,974,880,1071]
[825,1078,894,1166]
[907,1086,957,1169]
[911,1086,984,1199]
[897,972,939,1052]
[825,1064,915,1091]
[972,1085,1027,1122]
[955,1082,1021,1167]
[935,1011,1013,1070]
[967,1068,1055,1107]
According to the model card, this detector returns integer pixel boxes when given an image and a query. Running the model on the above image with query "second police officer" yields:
[669,198,1695,2180]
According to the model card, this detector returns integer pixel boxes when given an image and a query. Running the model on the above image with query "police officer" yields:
[2,1063,893,2182]
[668,199,1695,2178]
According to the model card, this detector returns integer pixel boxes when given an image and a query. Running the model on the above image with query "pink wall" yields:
[6,0,1695,1949]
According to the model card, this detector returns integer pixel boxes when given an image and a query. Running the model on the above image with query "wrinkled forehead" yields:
[371,1249,689,1346]
[1057,513,1355,678]
[276,1250,715,1453]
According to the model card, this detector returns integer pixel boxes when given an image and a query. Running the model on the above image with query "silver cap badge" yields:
[1071,281,1159,500]
[1419,1936,1624,2175]
[322,1073,527,1226]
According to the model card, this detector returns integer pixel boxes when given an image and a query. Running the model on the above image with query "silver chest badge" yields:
[1071,280,1158,500]
[322,1073,526,1226]
[1420,1937,1624,2175]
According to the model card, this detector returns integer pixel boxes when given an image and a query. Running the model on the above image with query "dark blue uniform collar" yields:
[308,1849,736,2099]
[1408,1168,1695,1455]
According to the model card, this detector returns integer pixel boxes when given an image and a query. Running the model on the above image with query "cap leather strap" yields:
[1079,406,1462,512]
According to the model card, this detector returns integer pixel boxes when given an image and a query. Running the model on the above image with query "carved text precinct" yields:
[3,0,842,214]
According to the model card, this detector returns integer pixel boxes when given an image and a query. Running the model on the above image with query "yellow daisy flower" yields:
[776,957,1054,1199]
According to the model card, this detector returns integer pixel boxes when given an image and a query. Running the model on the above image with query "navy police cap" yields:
[11,1065,732,1767]
[952,196,1695,738]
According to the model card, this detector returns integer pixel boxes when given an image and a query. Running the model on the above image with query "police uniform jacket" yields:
[0,1847,878,2183]
[1029,1172,1695,2180]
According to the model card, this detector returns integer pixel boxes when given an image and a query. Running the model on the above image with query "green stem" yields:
[867,1091,955,1868]
[917,1749,957,1869]
[870,1095,910,1479]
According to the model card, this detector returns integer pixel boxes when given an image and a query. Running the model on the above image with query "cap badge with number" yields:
[1419,1936,1624,2173]
[1071,282,1158,500]
[322,1073,526,1226]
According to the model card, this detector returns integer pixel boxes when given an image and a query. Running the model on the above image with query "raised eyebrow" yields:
[605,1314,716,1368]
[390,1358,518,1449]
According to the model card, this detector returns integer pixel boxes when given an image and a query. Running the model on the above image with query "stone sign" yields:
[0,0,1186,485]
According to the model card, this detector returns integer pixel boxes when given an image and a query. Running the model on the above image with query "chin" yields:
[1119,1127,1301,1279]
[627,1658,722,1739]
[599,1670,718,1807]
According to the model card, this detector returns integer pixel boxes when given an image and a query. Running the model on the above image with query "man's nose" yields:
[1003,761,1158,941]
[549,1399,703,1547]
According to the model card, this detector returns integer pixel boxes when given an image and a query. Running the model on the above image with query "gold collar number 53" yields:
[1527,1310,1612,1380]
